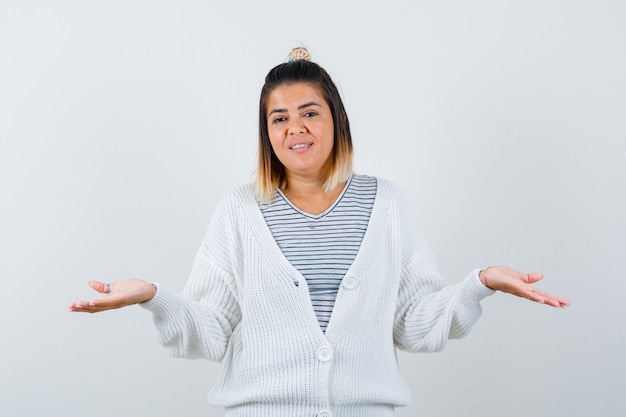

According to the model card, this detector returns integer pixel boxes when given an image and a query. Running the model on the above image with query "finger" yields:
[70,304,110,313]
[68,304,94,313]
[524,288,569,308]
[89,280,112,295]
[69,298,123,313]
[68,301,109,313]
[522,272,544,284]
[525,288,546,304]
[68,301,90,311]
[557,297,570,307]
[544,294,570,308]
[534,287,570,307]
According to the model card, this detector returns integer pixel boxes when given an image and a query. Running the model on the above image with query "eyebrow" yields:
[267,101,322,117]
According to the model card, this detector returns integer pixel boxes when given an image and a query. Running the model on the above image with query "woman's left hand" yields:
[479,265,570,308]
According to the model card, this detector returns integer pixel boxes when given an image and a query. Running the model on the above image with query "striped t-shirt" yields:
[259,174,377,332]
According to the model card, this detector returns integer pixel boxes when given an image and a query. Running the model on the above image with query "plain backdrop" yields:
[1,1,625,416]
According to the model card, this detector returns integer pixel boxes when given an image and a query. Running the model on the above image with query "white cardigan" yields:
[142,178,494,417]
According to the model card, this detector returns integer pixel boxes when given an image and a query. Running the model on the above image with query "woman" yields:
[69,49,569,417]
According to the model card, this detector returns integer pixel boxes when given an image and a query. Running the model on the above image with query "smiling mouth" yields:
[290,143,311,150]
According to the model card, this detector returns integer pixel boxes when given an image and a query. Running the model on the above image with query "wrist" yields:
[141,282,158,303]
[479,267,493,289]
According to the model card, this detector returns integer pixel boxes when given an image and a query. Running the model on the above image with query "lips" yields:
[289,143,311,150]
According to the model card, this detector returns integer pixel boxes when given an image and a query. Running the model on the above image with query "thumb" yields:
[88,280,110,294]
[523,272,544,284]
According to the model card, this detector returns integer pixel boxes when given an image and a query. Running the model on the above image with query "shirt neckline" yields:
[276,174,353,220]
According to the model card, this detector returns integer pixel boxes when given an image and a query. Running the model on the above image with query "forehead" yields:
[266,83,327,112]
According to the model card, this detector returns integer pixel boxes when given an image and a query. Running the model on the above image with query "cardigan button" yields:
[316,345,333,362]
[317,410,332,417]
[342,275,358,290]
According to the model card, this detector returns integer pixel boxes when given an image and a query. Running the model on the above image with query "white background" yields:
[1,1,624,416]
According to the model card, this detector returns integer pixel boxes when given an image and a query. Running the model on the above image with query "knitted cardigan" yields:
[142,178,494,417]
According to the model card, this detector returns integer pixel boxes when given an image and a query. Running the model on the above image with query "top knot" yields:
[287,47,311,62]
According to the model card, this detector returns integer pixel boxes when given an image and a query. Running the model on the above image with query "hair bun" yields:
[287,47,311,62]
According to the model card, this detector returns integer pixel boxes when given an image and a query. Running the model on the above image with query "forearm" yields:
[141,285,235,361]
[394,270,494,352]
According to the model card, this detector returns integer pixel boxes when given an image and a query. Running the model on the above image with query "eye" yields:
[271,116,287,124]
[303,111,318,117]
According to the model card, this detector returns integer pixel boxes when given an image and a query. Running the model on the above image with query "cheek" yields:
[267,131,284,154]
[267,131,279,145]
[319,128,335,150]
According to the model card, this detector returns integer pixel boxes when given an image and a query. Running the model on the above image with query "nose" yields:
[288,117,305,134]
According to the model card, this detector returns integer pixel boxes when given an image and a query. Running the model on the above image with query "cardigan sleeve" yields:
[141,196,242,362]
[392,188,494,353]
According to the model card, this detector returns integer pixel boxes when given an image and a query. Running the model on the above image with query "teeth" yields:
[291,143,310,150]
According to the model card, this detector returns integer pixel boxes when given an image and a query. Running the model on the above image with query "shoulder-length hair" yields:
[255,59,353,203]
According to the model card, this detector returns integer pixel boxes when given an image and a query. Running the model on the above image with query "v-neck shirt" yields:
[259,174,377,332]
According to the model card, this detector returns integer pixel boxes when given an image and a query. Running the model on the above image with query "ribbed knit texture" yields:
[142,177,494,417]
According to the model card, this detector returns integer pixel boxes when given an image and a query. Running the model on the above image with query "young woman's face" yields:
[266,83,334,181]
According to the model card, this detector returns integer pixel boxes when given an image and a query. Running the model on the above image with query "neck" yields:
[283,166,335,195]
[282,173,346,215]
[284,176,328,199]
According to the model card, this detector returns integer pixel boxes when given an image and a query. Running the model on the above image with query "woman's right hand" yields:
[68,279,157,313]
